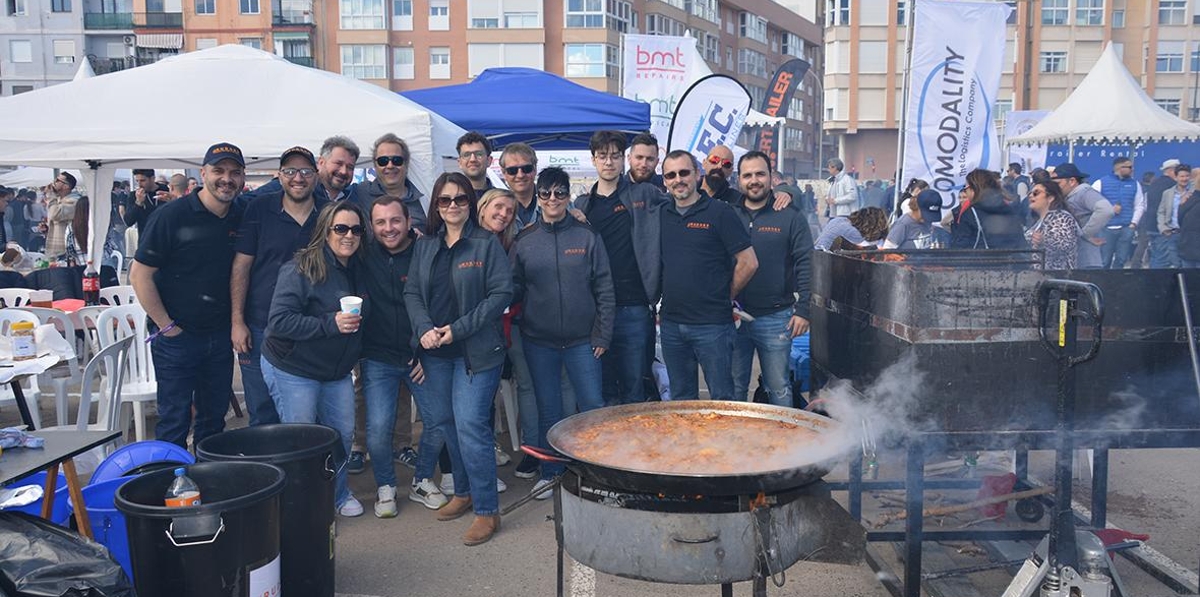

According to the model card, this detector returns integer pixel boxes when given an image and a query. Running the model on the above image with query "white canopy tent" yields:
[1009,43,1200,146]
[0,44,465,261]
[0,167,82,190]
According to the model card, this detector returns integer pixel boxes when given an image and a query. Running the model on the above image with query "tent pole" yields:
[618,34,625,98]
[892,0,916,214]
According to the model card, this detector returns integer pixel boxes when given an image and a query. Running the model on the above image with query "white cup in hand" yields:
[340,296,363,315]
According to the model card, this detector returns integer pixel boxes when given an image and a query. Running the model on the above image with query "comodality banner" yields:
[666,74,752,165]
[754,59,810,171]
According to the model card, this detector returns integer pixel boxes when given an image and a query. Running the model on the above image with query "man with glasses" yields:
[243,135,361,204]
[500,142,540,228]
[1091,157,1143,269]
[658,150,758,401]
[43,171,80,259]
[230,146,327,427]
[357,133,428,233]
[131,142,247,449]
[701,145,740,204]
[573,130,667,407]
[456,131,496,198]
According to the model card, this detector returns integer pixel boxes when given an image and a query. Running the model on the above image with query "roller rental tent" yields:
[0,44,465,261]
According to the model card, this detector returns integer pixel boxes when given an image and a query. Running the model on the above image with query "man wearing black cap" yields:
[130,142,247,448]
[230,146,327,428]
[1053,163,1113,269]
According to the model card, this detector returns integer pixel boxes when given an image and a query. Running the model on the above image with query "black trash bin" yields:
[114,461,284,597]
[197,423,339,597]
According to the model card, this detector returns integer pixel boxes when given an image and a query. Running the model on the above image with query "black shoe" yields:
[395,446,418,470]
[347,451,366,475]
[514,454,540,479]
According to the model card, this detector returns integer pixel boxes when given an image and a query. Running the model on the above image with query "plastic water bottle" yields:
[164,467,201,507]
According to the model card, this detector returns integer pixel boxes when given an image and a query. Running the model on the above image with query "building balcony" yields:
[88,56,131,74]
[133,12,183,28]
[283,55,313,67]
[84,12,134,29]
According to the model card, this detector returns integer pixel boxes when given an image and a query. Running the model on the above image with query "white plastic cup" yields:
[340,296,363,315]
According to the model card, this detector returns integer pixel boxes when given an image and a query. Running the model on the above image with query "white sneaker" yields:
[338,495,364,517]
[374,485,398,518]
[497,477,507,493]
[409,478,449,510]
[495,444,512,466]
[532,478,554,501]
[439,473,455,496]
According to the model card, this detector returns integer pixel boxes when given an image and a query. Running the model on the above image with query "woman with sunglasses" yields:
[405,172,512,546]
[510,167,615,500]
[262,201,369,517]
[1025,180,1079,270]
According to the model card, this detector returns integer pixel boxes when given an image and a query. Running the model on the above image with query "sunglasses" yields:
[330,224,365,237]
[537,188,571,201]
[663,169,692,181]
[281,167,316,178]
[504,164,535,176]
[436,194,471,208]
[375,156,406,167]
[706,156,733,169]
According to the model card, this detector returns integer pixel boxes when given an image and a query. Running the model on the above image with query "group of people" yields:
[125,131,813,549]
[813,156,1198,271]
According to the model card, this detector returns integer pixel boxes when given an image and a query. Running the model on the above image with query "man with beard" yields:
[43,171,80,259]
[626,133,664,191]
[456,131,496,199]
[701,145,740,204]
[242,135,360,204]
[123,169,170,232]
[658,150,758,401]
[730,151,812,406]
[500,142,539,229]
[230,146,327,427]
[131,142,247,448]
[573,130,667,407]
[356,133,428,232]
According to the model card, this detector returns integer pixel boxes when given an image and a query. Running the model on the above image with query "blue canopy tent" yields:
[400,68,651,149]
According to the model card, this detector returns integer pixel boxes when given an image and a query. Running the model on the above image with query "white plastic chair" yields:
[110,250,124,274]
[494,378,519,451]
[96,304,155,441]
[0,288,32,309]
[74,305,110,365]
[19,306,83,427]
[99,285,138,306]
[42,336,132,435]
[0,309,45,428]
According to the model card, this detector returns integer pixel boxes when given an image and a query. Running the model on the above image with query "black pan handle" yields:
[520,445,571,463]
[671,533,719,544]
[1036,279,1103,366]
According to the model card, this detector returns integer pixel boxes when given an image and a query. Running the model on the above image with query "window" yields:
[565,0,602,28]
[1076,0,1103,25]
[1042,0,1067,25]
[703,33,718,63]
[392,0,411,29]
[1158,0,1185,24]
[429,46,450,79]
[993,99,1013,129]
[393,46,413,79]
[826,0,849,26]
[1112,9,1125,27]
[1192,43,1200,72]
[241,38,262,49]
[746,84,765,109]
[429,0,448,30]
[1155,98,1181,116]
[645,13,684,36]
[685,0,717,23]
[725,47,733,70]
[468,43,542,76]
[7,0,27,14]
[565,43,616,78]
[341,44,386,79]
[341,0,383,28]
[240,0,258,13]
[858,41,887,73]
[53,40,75,63]
[789,97,804,120]
[737,48,766,78]
[12,85,33,94]
[506,11,538,26]
[896,0,906,25]
[1005,0,1017,24]
[196,38,217,49]
[9,40,32,62]
[276,0,312,23]
[195,0,213,14]
[51,0,69,12]
[1157,41,1184,72]
[739,12,767,44]
[472,17,498,26]
[781,32,802,59]
[607,0,631,32]
[1040,50,1067,73]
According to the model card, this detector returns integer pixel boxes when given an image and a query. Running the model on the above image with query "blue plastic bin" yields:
[90,440,194,486]
[789,333,811,394]
[0,471,71,524]
[69,477,135,581]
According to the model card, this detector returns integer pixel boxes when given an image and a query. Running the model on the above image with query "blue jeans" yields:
[523,340,604,479]
[261,357,355,509]
[151,327,233,449]
[420,356,502,516]
[1182,259,1200,268]
[509,323,575,446]
[601,305,651,406]
[659,320,735,401]
[732,308,794,406]
[360,359,436,487]
[1099,226,1135,269]
[237,324,280,427]
[1151,232,1181,268]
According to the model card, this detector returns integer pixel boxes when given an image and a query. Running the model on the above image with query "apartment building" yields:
[1,0,86,95]
[823,0,1200,181]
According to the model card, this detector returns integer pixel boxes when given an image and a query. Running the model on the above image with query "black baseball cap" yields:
[203,142,245,167]
[280,146,317,168]
[1050,163,1089,181]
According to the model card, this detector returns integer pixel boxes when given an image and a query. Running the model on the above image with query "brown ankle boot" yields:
[463,515,500,546]
[436,496,473,521]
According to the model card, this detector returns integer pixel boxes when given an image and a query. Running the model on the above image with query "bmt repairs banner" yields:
[901,0,1011,205]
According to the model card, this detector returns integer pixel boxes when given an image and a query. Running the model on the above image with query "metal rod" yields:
[903,441,925,597]
[1176,272,1200,408]
[1047,294,1080,576]
[1091,448,1109,528]
[721,583,733,597]
[849,449,864,521]
[1015,449,1028,484]
[554,478,565,597]
[892,0,916,213]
